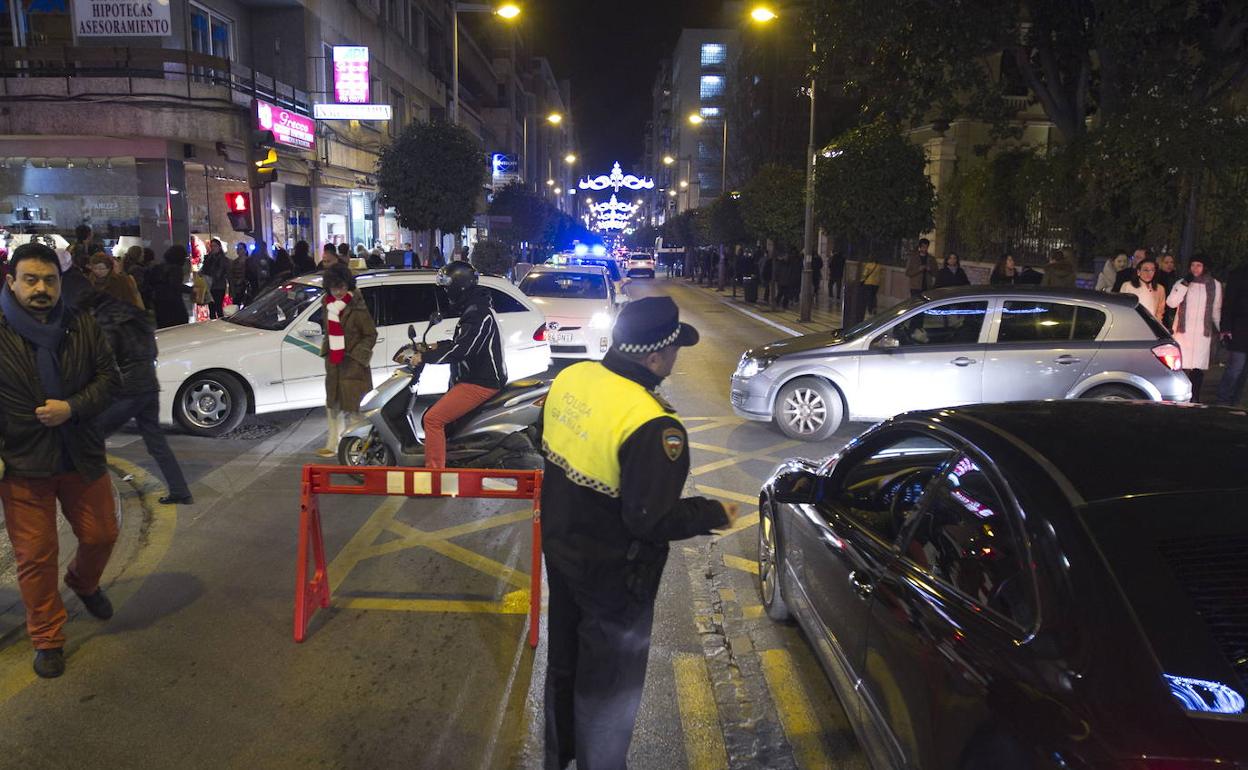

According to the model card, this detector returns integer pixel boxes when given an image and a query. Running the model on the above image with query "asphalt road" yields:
[0,276,870,770]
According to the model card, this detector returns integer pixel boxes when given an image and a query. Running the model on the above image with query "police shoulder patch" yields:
[661,427,685,461]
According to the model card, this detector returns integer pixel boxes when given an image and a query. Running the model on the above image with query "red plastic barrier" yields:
[295,465,543,646]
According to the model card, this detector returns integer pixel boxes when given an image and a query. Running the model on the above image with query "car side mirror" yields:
[872,334,900,351]
[298,323,322,340]
[773,469,820,504]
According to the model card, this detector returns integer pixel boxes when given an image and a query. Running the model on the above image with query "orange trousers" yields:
[422,383,499,468]
[0,472,118,650]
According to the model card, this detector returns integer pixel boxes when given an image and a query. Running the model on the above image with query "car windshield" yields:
[227,282,323,331]
[573,258,622,282]
[520,272,608,299]
[838,296,926,340]
[1081,491,1248,716]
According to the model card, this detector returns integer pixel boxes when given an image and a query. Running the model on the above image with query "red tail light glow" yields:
[1152,343,1182,372]
[533,325,546,342]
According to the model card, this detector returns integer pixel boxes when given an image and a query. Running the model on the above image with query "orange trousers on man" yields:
[0,473,117,649]
[422,383,499,468]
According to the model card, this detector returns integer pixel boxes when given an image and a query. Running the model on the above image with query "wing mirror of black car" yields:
[772,469,820,504]
[872,333,901,351]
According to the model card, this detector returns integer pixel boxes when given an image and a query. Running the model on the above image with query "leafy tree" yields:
[377,121,485,236]
[815,119,935,252]
[738,164,804,249]
[709,194,748,246]
[469,239,511,276]
[488,183,551,248]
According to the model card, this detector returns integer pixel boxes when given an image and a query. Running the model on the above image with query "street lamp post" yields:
[751,5,818,322]
[452,4,520,125]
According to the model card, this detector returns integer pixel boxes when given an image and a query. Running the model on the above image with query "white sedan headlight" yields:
[735,354,772,378]
[589,311,612,329]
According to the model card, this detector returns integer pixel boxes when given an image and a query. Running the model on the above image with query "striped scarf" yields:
[324,292,351,365]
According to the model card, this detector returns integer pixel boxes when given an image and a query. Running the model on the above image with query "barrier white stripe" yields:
[412,471,432,495]
[442,472,459,497]
[386,471,405,494]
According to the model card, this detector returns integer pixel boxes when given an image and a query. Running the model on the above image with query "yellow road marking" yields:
[695,485,758,506]
[673,654,729,770]
[326,497,533,608]
[722,554,760,575]
[341,589,529,614]
[760,648,832,769]
[691,439,799,476]
[0,456,178,705]
[685,419,741,435]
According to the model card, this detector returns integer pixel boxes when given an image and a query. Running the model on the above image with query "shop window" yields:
[390,88,406,136]
[15,0,72,46]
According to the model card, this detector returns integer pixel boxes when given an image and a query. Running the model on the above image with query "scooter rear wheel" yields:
[338,433,394,467]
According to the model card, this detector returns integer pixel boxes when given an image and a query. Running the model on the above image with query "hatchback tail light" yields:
[1152,343,1183,372]
[533,325,547,342]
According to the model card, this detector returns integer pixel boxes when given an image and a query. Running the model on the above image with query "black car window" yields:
[371,283,437,327]
[830,434,957,546]
[434,286,527,317]
[904,455,1035,629]
[891,301,988,347]
[998,301,1106,343]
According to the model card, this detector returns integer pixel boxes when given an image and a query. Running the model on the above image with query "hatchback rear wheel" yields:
[773,377,843,441]
[1081,384,1146,401]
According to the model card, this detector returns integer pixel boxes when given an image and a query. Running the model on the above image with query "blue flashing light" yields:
[1164,674,1246,714]
[591,244,607,256]
[573,244,589,256]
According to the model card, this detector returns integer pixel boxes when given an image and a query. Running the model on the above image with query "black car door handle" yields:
[848,570,874,600]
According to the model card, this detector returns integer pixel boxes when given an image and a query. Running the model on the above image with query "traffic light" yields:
[249,129,278,187]
[225,191,252,233]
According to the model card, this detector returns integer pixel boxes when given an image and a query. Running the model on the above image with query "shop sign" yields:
[491,153,519,187]
[255,98,315,151]
[332,46,371,104]
[313,103,392,121]
[73,0,173,36]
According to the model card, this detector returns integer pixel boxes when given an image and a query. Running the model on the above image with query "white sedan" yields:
[518,264,626,360]
[155,271,552,436]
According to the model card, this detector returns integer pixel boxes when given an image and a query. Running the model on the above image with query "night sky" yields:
[526,0,724,173]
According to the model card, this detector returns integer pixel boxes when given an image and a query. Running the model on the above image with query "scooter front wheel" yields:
[338,432,394,467]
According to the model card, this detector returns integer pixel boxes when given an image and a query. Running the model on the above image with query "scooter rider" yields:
[405,260,506,468]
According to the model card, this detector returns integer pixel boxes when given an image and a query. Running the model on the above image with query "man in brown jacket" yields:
[317,264,377,457]
[905,238,939,297]
[0,243,119,678]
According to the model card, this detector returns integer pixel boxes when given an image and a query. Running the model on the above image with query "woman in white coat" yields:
[1117,257,1166,321]
[1166,254,1223,402]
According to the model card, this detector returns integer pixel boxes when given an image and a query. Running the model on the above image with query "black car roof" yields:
[920,285,1139,307]
[903,401,1248,504]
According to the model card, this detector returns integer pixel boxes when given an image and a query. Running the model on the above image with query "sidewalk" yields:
[672,275,848,337]
[0,467,146,645]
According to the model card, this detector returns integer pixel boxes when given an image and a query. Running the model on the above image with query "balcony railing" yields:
[0,46,311,117]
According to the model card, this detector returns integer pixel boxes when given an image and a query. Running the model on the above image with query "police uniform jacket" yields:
[540,349,728,599]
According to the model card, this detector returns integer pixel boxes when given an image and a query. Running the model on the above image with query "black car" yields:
[757,401,1248,769]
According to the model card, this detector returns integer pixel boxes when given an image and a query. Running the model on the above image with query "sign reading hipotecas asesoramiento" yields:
[74,1,173,37]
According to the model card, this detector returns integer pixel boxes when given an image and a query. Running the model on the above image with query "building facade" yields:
[0,0,573,264]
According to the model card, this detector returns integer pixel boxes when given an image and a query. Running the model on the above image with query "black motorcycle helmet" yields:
[437,260,479,309]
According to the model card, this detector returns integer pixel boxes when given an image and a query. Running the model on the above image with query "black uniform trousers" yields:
[544,561,656,770]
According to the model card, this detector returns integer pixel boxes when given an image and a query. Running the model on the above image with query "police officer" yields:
[541,296,738,770]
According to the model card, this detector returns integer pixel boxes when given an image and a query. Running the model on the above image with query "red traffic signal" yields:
[225,191,253,232]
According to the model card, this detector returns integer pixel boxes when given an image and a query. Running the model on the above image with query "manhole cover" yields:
[215,420,281,441]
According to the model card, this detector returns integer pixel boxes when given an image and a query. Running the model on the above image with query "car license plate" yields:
[553,331,575,344]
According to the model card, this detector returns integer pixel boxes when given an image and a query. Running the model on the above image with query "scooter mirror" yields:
[407,324,417,340]
[429,311,443,327]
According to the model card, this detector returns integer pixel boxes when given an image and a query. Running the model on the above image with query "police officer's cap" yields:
[612,296,699,354]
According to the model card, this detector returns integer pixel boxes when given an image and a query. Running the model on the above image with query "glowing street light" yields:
[679,180,689,189]
[494,3,521,19]
[668,190,677,197]
[546,112,563,125]
[564,153,577,164]
[546,178,555,186]
[749,5,778,23]
[662,155,675,165]
[554,187,562,194]
[687,113,704,125]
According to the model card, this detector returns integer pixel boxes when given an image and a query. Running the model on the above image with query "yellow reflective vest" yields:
[542,361,674,498]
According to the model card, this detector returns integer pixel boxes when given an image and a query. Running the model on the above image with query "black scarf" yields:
[0,285,66,399]
[603,348,664,391]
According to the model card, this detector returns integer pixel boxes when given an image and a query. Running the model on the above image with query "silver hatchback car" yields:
[731,287,1192,440]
